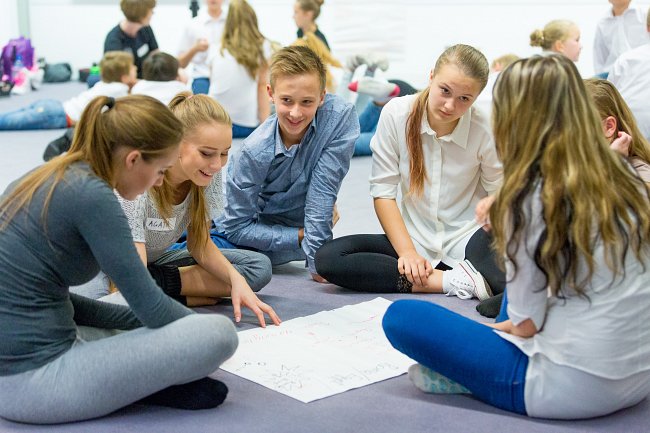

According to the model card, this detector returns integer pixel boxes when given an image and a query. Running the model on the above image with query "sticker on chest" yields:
[146,217,176,231]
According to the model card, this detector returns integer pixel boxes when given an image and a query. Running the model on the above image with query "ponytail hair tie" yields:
[106,96,115,109]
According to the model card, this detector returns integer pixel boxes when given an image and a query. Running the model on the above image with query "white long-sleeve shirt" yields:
[593,3,649,75]
[369,95,502,266]
[609,43,650,141]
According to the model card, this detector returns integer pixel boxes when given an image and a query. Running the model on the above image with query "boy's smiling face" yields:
[268,72,325,147]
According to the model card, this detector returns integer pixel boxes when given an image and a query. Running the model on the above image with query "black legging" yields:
[315,230,505,294]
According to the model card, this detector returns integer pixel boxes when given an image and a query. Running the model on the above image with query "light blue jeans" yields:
[0,99,67,130]
[354,102,383,156]
[0,314,238,424]
[71,248,273,299]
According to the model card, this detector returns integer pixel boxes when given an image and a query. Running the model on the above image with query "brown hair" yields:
[405,44,489,197]
[296,0,324,20]
[293,32,342,92]
[490,55,650,297]
[269,45,327,91]
[120,0,156,23]
[149,92,232,257]
[221,0,268,79]
[0,95,182,230]
[584,78,650,166]
[530,20,576,50]
[100,51,134,83]
[143,51,179,81]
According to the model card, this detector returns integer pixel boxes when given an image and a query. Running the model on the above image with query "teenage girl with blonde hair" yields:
[208,0,276,138]
[0,95,238,423]
[585,78,650,185]
[119,92,279,327]
[384,54,650,419]
[530,19,582,62]
[316,44,504,301]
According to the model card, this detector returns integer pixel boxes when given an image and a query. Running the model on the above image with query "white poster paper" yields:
[219,297,414,403]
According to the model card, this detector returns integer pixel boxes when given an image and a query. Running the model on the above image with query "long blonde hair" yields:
[293,32,341,93]
[405,44,489,197]
[149,92,232,257]
[0,95,182,230]
[221,0,267,79]
[584,78,650,166]
[490,55,650,297]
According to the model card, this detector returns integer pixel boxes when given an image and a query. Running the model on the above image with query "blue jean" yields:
[354,102,383,156]
[206,229,305,267]
[382,299,528,415]
[0,99,67,130]
[191,77,210,95]
[232,123,257,139]
[0,314,237,424]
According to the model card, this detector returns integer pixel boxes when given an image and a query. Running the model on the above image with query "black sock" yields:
[476,292,504,319]
[147,263,187,305]
[138,377,228,410]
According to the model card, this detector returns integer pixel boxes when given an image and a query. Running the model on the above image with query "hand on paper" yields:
[397,251,432,287]
[231,278,281,328]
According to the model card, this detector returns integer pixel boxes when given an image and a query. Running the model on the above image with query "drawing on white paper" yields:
[219,297,414,403]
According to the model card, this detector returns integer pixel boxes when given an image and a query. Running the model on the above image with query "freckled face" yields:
[426,64,482,133]
[175,122,232,187]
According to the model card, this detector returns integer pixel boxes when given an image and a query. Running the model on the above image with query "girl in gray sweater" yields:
[0,95,238,424]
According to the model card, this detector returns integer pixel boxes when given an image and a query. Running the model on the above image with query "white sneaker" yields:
[445,259,493,301]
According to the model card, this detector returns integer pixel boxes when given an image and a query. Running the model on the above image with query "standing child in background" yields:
[294,0,329,50]
[208,0,275,138]
[383,54,650,420]
[0,51,136,131]
[593,0,649,77]
[177,0,227,94]
[0,95,238,424]
[530,19,582,62]
[131,52,188,106]
[213,45,359,282]
[316,44,503,301]
[105,0,158,78]
[608,8,650,141]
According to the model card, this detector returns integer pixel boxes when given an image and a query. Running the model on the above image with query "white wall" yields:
[23,0,611,86]
[0,0,20,47]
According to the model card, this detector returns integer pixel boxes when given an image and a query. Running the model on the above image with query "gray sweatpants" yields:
[0,314,238,424]
[72,248,273,299]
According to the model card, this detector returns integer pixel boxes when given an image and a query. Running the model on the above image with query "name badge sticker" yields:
[137,44,150,58]
[146,217,176,231]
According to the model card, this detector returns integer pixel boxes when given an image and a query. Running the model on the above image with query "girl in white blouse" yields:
[316,44,503,300]
[384,54,650,419]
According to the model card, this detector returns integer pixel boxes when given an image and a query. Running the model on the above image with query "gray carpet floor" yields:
[0,83,648,432]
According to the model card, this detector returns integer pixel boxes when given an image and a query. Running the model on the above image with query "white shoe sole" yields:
[460,260,493,301]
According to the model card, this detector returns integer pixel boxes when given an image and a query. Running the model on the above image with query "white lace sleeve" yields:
[206,171,225,221]
[117,192,147,243]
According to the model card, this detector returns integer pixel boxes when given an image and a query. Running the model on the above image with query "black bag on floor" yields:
[43,62,72,83]
[43,127,75,161]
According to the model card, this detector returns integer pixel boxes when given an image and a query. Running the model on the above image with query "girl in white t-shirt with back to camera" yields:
[207,0,276,138]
